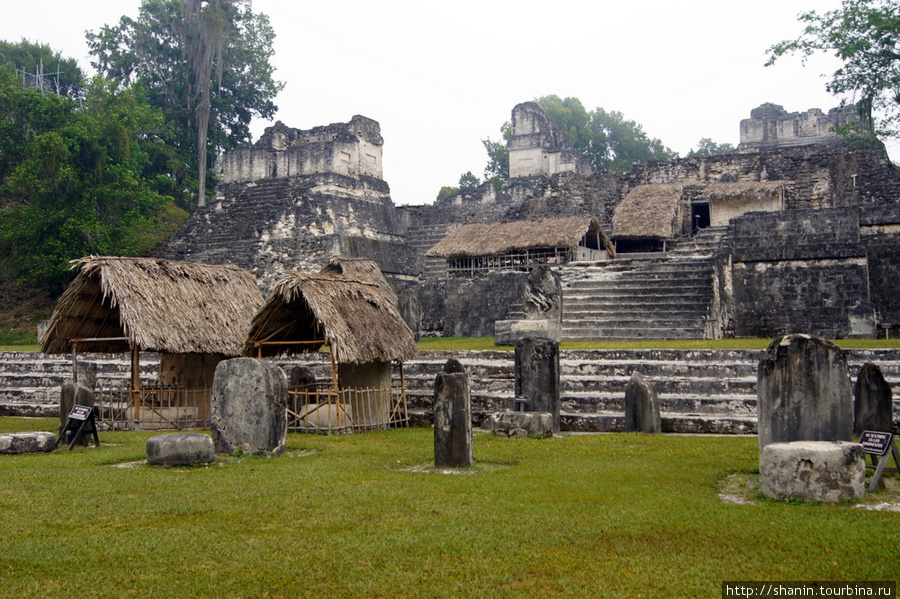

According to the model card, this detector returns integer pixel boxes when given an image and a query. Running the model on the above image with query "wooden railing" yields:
[287,384,408,433]
[92,386,209,431]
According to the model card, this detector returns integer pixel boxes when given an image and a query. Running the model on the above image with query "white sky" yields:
[4,0,892,206]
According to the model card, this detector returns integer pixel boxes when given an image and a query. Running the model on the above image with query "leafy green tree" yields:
[686,138,736,157]
[435,186,459,203]
[0,40,85,98]
[482,121,511,184]
[534,95,678,170]
[0,67,183,292]
[87,0,283,209]
[458,171,481,189]
[766,0,900,137]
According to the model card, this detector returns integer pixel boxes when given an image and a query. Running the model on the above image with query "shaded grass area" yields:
[1,418,898,598]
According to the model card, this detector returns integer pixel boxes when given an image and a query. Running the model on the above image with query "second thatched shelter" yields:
[245,262,416,431]
[426,215,615,276]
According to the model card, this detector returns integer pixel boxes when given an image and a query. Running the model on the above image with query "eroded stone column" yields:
[210,358,288,457]
[624,372,661,433]
[433,359,472,468]
[854,362,893,434]
[515,337,560,432]
[757,334,853,450]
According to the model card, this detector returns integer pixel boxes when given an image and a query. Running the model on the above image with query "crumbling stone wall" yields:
[861,206,900,329]
[738,103,872,150]
[508,102,591,178]
[155,172,418,292]
[220,116,384,183]
[731,208,874,338]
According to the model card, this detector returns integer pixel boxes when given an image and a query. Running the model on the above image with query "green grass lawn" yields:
[1,418,897,598]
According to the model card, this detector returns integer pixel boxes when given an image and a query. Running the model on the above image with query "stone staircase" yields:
[0,352,159,417]
[3,348,898,435]
[405,222,456,279]
[559,227,730,341]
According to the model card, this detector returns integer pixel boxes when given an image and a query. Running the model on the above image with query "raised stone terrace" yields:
[3,349,897,434]
[559,227,730,341]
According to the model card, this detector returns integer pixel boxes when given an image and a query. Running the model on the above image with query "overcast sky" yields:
[4,0,889,206]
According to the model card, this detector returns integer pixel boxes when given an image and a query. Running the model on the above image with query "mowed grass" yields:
[1,418,898,598]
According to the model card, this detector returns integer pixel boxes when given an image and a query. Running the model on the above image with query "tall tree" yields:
[0,66,182,292]
[766,0,900,137]
[87,0,283,209]
[534,96,678,171]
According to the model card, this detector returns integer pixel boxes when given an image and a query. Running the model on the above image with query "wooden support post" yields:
[131,346,141,420]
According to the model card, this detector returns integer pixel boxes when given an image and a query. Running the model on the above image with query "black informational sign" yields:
[57,405,99,450]
[68,404,93,421]
[859,431,900,493]
[860,430,893,456]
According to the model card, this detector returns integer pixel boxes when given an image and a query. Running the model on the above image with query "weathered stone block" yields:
[757,334,854,449]
[624,372,661,434]
[515,337,560,432]
[433,369,472,468]
[486,411,553,438]
[146,433,215,466]
[854,362,894,435]
[0,432,56,454]
[210,358,288,457]
[759,441,865,502]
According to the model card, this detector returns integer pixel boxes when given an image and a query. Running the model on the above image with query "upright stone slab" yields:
[433,360,472,468]
[515,337,560,432]
[210,358,288,457]
[757,334,853,450]
[624,372,661,433]
[59,382,94,446]
[854,362,894,435]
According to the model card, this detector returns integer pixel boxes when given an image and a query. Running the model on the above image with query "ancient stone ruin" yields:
[153,100,900,344]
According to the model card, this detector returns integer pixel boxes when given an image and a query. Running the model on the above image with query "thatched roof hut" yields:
[41,256,263,355]
[425,215,614,259]
[612,184,683,240]
[319,256,398,304]
[244,271,416,364]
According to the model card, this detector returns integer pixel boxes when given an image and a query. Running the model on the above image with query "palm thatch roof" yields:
[425,215,614,258]
[41,256,263,355]
[244,271,416,364]
[320,256,397,304]
[700,181,785,203]
[612,184,683,240]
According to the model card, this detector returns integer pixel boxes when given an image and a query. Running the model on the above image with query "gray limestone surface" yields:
[759,441,865,502]
[758,334,854,450]
[146,433,215,466]
[210,358,288,457]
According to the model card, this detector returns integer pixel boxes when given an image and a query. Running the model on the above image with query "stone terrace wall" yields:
[862,206,900,327]
[155,173,418,292]
[732,208,873,338]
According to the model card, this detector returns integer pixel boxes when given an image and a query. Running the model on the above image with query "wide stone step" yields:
[561,375,758,396]
[561,327,707,340]
[560,392,757,415]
